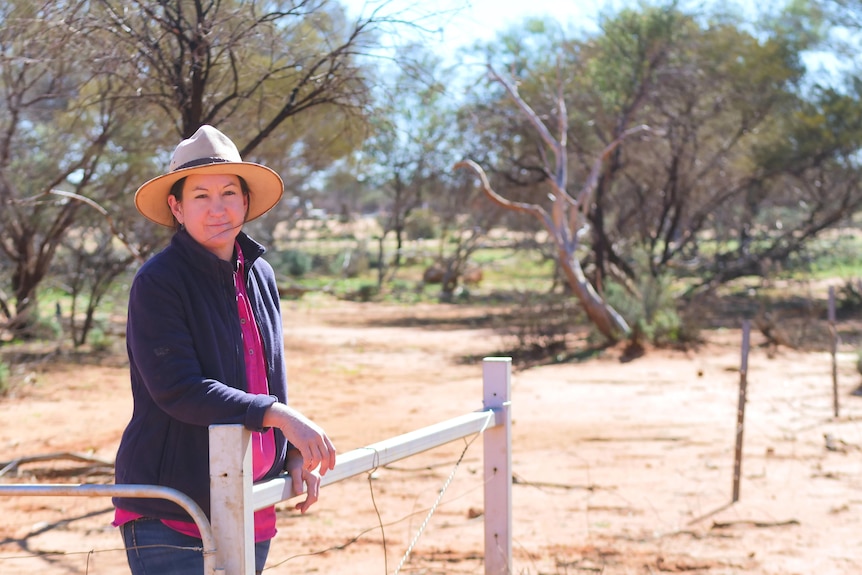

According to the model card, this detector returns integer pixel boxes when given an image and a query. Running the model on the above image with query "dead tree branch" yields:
[0,452,114,478]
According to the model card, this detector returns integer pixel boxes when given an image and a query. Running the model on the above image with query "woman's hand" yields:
[286,448,321,514]
[263,403,337,475]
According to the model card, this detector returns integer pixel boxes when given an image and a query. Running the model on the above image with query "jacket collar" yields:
[172,228,266,277]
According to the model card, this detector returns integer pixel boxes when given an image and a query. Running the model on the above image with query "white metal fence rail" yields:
[0,356,513,574]
[0,482,219,570]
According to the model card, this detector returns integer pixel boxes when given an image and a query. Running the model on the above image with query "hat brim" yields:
[135,162,284,227]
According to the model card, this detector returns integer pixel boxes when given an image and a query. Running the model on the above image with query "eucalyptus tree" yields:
[455,15,657,341]
[88,0,386,246]
[571,2,862,295]
[457,2,861,343]
[0,1,135,337]
[93,0,375,142]
[456,63,642,341]
[52,119,168,347]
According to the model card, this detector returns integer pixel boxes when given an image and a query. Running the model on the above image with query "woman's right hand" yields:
[263,403,336,474]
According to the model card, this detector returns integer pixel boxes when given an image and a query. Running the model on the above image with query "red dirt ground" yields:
[1,297,861,574]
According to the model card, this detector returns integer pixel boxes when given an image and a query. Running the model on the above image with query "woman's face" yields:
[168,173,248,261]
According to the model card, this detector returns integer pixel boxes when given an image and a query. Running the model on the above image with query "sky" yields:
[340,0,607,59]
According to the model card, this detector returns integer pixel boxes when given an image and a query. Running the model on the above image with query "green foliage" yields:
[337,242,372,278]
[8,0,862,349]
[404,208,439,240]
[273,249,314,278]
[476,249,556,292]
[604,272,697,347]
[0,361,9,396]
[348,283,379,303]
[778,234,862,280]
[838,278,862,312]
[589,4,686,113]
[377,279,433,304]
[756,85,862,171]
[88,327,111,353]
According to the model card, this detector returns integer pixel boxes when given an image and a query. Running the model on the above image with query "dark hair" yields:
[168,175,251,230]
[168,178,186,231]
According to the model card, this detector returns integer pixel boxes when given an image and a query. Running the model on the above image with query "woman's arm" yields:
[263,403,336,475]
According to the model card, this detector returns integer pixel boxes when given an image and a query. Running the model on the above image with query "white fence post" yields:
[209,424,255,575]
[483,357,512,574]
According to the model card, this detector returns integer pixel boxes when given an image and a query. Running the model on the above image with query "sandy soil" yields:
[1,297,861,574]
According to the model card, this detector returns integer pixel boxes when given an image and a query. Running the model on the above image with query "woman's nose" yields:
[210,195,226,213]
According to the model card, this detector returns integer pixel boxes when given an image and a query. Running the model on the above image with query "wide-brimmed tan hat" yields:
[134,125,284,227]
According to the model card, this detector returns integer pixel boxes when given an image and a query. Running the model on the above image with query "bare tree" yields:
[93,0,379,145]
[457,66,647,342]
[426,171,503,300]
[0,2,125,336]
[0,0,421,339]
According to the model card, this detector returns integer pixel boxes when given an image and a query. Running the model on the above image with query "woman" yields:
[113,125,336,575]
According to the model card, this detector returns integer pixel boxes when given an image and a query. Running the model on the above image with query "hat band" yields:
[174,156,232,171]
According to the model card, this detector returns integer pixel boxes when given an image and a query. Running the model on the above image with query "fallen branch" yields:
[711,519,800,529]
[512,473,605,491]
[0,452,114,478]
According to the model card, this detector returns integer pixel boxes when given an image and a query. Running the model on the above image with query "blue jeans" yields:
[120,517,271,575]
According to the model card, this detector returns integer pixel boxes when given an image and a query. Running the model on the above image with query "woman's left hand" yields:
[286,448,321,514]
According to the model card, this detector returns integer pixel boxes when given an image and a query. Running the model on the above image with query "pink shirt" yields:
[114,243,278,541]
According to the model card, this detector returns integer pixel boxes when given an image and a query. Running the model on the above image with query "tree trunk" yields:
[394,227,404,267]
[8,281,40,334]
[376,236,386,289]
[558,250,630,342]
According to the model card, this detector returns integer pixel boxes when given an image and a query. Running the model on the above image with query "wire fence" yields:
[0,357,513,575]
[0,446,492,574]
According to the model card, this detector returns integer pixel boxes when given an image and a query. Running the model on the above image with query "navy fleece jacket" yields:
[113,229,289,522]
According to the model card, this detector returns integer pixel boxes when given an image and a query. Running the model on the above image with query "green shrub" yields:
[838,279,862,312]
[29,316,62,340]
[312,253,338,275]
[88,327,111,352]
[0,361,10,396]
[274,249,313,277]
[604,272,698,347]
[405,209,438,240]
[335,245,371,278]
[346,283,379,302]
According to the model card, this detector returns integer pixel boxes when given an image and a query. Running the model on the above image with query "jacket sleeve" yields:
[126,267,276,430]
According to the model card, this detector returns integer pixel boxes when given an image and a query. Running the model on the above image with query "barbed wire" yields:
[262,427,490,573]
[393,421,488,575]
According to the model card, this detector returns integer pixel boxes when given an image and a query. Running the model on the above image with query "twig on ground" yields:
[0,452,114,478]
[513,473,603,491]
[712,519,800,529]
